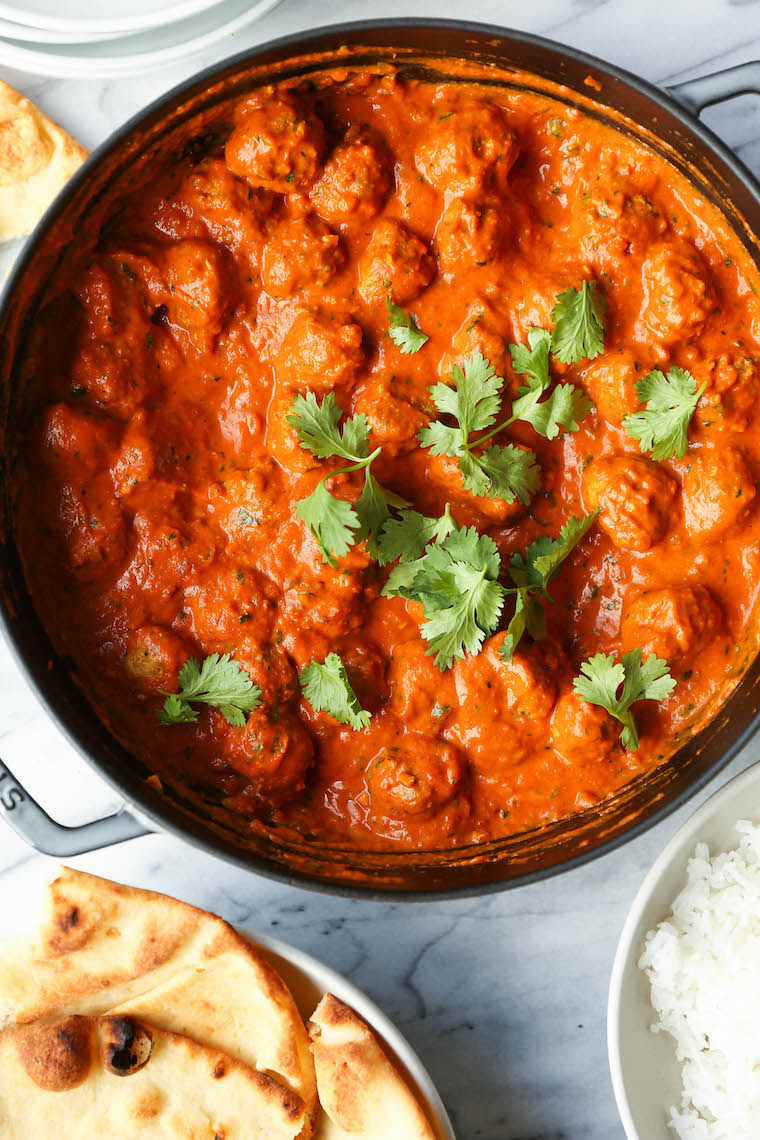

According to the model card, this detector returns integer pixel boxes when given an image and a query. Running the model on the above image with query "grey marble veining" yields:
[1,2,760,1136]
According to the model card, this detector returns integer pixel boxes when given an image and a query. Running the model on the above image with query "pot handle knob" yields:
[668,60,760,114]
[0,756,150,855]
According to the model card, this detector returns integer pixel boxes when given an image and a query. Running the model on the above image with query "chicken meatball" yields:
[435,198,505,273]
[275,311,364,391]
[581,348,643,426]
[683,446,756,541]
[386,637,456,735]
[551,689,617,765]
[440,300,514,385]
[226,709,314,803]
[357,219,435,306]
[415,102,519,197]
[151,239,236,352]
[447,636,558,772]
[124,624,193,693]
[582,455,678,552]
[310,125,392,224]
[637,241,710,345]
[260,213,343,297]
[621,585,721,665]
[351,374,428,452]
[693,354,759,434]
[368,736,465,817]
[225,99,326,194]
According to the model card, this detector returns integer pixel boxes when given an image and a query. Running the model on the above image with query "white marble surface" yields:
[1,1,760,1136]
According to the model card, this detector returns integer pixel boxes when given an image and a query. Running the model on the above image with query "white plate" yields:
[608,760,760,1140]
[241,927,456,1140]
[0,0,282,78]
[0,0,226,36]
[0,16,130,43]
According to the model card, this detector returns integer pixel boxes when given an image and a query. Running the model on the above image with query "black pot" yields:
[2,20,760,896]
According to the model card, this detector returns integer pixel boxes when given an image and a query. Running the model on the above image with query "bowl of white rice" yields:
[609,760,760,1140]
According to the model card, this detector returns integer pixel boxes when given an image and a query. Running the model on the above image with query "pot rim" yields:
[3,17,760,898]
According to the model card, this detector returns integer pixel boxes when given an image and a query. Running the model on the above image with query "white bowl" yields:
[242,926,456,1140]
[608,761,760,1140]
[0,0,226,36]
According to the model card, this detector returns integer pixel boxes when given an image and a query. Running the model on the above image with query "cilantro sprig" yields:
[500,511,599,660]
[386,297,428,354]
[622,366,706,460]
[300,652,371,730]
[287,392,405,566]
[573,647,676,751]
[551,281,606,364]
[158,654,262,727]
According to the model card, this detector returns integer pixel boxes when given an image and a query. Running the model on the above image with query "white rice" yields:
[640,820,760,1139]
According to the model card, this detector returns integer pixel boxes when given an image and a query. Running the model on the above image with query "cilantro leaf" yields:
[295,480,359,568]
[386,297,429,354]
[401,526,506,670]
[463,444,541,504]
[287,391,369,461]
[354,471,408,560]
[300,652,371,730]
[158,653,262,727]
[512,381,594,440]
[420,352,504,451]
[622,366,706,461]
[573,647,676,750]
[378,505,455,566]
[530,510,600,584]
[551,281,606,364]
[509,327,551,391]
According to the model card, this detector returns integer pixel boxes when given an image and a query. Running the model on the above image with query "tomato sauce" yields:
[15,65,760,851]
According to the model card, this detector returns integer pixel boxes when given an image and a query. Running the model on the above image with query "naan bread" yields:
[309,994,436,1139]
[0,81,87,241]
[0,1014,306,1139]
[0,868,316,1123]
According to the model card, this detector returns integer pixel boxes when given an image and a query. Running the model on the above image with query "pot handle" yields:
[668,61,760,114]
[0,756,150,856]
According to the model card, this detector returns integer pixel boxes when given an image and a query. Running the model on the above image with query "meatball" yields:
[693,354,759,434]
[441,301,513,385]
[157,239,236,352]
[582,455,678,552]
[637,241,710,345]
[43,402,119,477]
[386,637,456,735]
[351,374,428,452]
[551,689,617,765]
[621,585,721,666]
[435,198,505,273]
[225,709,313,803]
[225,99,326,194]
[683,446,756,541]
[581,348,643,427]
[59,478,126,569]
[124,624,192,693]
[357,219,435,306]
[369,736,465,817]
[338,638,389,712]
[447,636,558,772]
[415,102,519,197]
[265,385,320,474]
[110,415,154,497]
[179,158,270,271]
[260,213,343,298]
[275,311,364,391]
[310,125,392,224]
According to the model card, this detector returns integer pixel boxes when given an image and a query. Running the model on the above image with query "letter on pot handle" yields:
[0,756,150,855]
[669,60,760,114]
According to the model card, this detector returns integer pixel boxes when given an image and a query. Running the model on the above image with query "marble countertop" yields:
[1,1,760,1136]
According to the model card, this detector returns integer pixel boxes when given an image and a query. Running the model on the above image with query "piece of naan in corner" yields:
[0,867,316,1128]
[309,993,438,1139]
[0,80,87,241]
[0,1013,306,1139]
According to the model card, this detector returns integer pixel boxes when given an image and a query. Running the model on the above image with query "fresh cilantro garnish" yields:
[500,511,599,660]
[300,652,371,730]
[157,653,262,727]
[379,505,456,596]
[511,381,594,442]
[572,647,677,751]
[622,366,706,461]
[508,327,551,390]
[399,524,506,670]
[287,392,404,565]
[386,297,429,354]
[417,352,540,504]
[551,281,606,364]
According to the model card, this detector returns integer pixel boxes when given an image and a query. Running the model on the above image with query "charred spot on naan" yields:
[14,1016,91,1091]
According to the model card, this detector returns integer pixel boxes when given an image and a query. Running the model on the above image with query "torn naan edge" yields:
[0,1014,306,1139]
[309,994,437,1139]
[0,80,87,241]
[0,868,316,1126]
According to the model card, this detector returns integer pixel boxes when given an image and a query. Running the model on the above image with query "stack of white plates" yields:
[0,0,283,78]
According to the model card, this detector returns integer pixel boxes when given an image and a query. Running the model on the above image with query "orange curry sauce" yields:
[16,68,760,850]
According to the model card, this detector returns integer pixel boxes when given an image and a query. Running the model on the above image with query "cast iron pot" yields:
[2,20,760,896]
